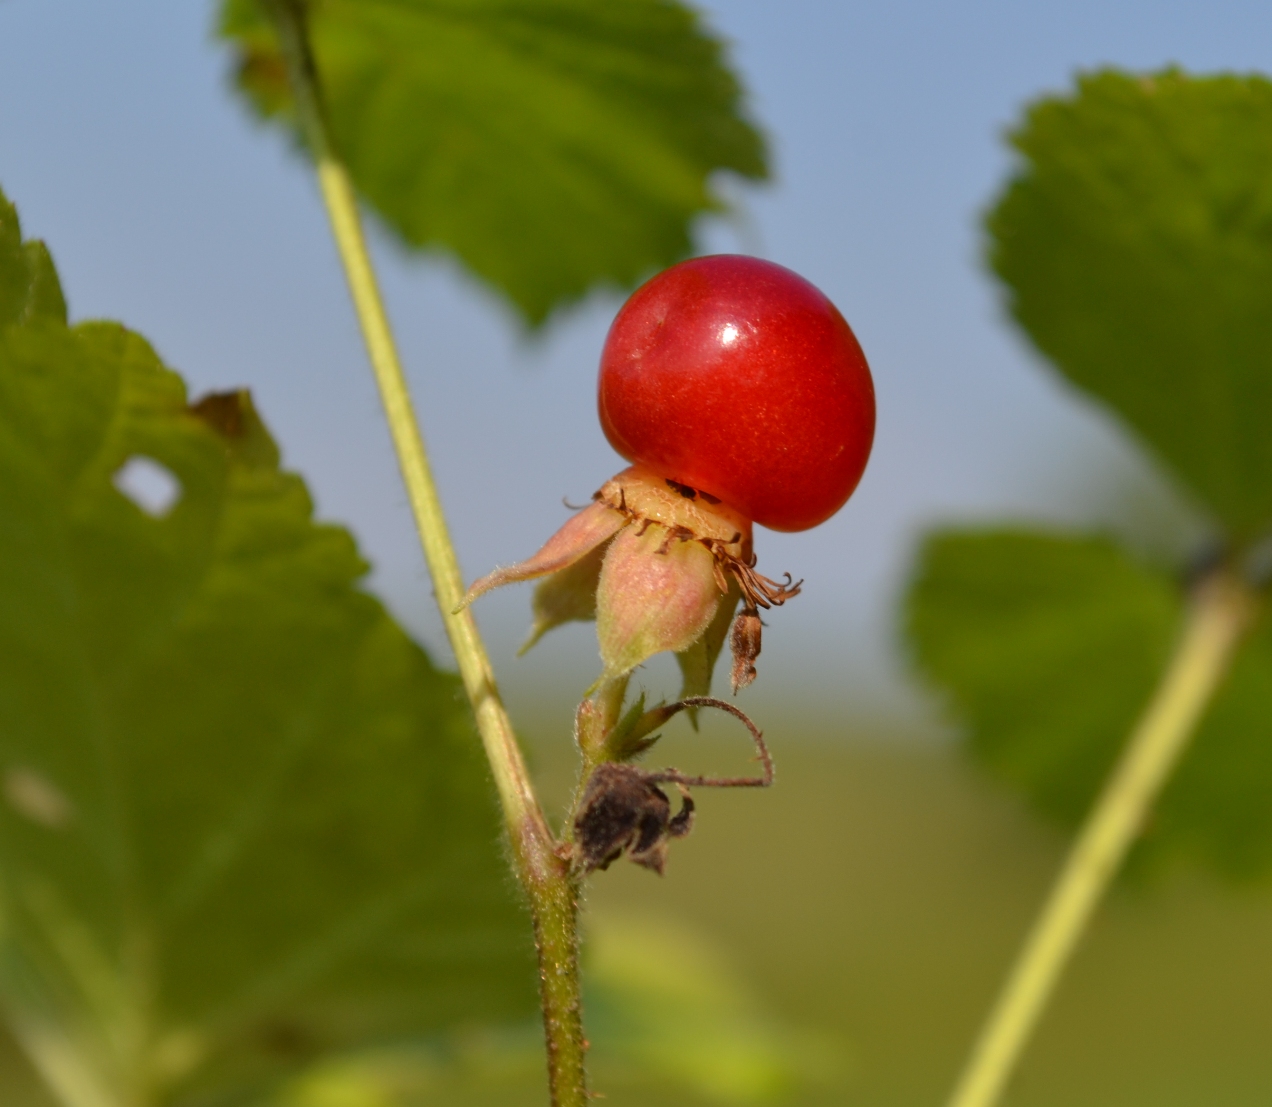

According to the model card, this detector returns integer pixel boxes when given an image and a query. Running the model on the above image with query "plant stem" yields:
[260,5,586,1103]
[943,569,1256,1107]
[563,674,631,845]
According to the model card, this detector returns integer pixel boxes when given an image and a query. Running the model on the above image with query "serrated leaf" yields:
[907,528,1272,877]
[219,0,768,324]
[0,191,66,328]
[988,70,1272,539]
[0,196,534,1106]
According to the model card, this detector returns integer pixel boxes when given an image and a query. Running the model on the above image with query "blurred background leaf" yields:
[273,910,833,1106]
[988,69,1272,541]
[580,911,835,1102]
[520,726,1272,1106]
[907,528,1272,876]
[905,69,1272,880]
[0,188,536,1107]
[218,0,768,325]
[907,530,1180,825]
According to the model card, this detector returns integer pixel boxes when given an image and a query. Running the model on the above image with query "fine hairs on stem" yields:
[259,3,587,1103]
[943,568,1255,1107]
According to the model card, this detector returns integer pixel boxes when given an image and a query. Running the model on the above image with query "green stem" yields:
[260,4,586,1103]
[943,568,1256,1107]
[564,674,631,845]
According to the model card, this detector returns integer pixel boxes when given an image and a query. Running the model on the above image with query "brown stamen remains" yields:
[594,465,802,691]
[702,541,802,612]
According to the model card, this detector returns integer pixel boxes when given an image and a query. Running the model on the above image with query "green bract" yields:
[0,188,534,1106]
[219,0,768,325]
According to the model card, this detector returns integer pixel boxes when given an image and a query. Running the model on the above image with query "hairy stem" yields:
[944,568,1256,1107]
[562,674,630,846]
[260,4,586,1102]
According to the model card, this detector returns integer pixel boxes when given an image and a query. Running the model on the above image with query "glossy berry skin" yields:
[598,255,875,532]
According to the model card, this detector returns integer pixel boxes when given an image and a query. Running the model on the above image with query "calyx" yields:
[460,464,801,692]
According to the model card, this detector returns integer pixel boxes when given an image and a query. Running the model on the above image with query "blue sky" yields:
[1,0,1268,728]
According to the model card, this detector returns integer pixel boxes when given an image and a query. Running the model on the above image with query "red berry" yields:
[598,255,875,532]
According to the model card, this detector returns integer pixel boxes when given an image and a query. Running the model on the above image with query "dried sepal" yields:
[457,500,625,610]
[730,607,763,692]
[596,520,726,679]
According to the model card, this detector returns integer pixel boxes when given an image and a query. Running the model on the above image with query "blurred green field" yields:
[3,709,1270,1107]
[534,708,1272,1107]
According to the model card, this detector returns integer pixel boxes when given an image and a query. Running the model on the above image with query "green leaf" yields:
[1155,613,1272,878]
[219,0,768,324]
[988,70,1272,539]
[0,198,534,1106]
[906,528,1272,877]
[0,189,66,328]
[907,530,1180,823]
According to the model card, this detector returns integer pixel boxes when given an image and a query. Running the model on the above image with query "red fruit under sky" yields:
[465,254,876,694]
[598,254,875,532]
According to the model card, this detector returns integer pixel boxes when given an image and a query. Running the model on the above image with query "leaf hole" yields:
[4,767,74,828]
[113,456,181,517]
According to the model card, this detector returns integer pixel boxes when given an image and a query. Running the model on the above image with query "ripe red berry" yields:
[598,255,875,532]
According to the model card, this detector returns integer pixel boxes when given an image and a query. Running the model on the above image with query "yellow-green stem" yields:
[261,4,586,1103]
[944,569,1256,1107]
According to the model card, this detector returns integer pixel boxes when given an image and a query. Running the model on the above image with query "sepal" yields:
[596,521,727,679]
[676,580,741,726]
[519,537,612,653]
[730,608,763,692]
[458,500,625,610]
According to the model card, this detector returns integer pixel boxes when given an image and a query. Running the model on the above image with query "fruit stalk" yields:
[944,567,1256,1107]
[260,4,586,1103]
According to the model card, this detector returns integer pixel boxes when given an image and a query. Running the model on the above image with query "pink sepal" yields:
[597,523,727,678]
[458,501,627,609]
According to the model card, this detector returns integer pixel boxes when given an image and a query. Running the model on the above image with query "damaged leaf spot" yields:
[113,456,181,517]
[190,390,248,438]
